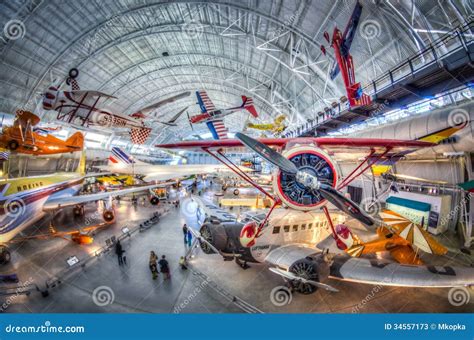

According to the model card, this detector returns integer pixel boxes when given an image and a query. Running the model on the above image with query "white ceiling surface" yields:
[0,0,471,152]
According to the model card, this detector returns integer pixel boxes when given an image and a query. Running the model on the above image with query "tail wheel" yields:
[289,259,318,295]
[233,189,240,196]
[150,196,159,205]
[73,206,84,216]
[0,247,11,265]
[7,140,19,151]
[102,210,115,222]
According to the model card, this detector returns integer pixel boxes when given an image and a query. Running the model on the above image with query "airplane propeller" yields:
[269,267,339,292]
[235,132,374,226]
[186,111,194,131]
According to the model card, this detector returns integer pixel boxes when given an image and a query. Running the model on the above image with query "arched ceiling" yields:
[0,0,471,152]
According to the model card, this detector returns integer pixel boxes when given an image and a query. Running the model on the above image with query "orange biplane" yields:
[0,110,83,155]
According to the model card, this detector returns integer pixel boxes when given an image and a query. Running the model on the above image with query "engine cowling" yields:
[199,221,228,254]
[272,145,338,211]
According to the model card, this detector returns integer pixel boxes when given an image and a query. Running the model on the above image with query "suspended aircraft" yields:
[0,110,83,155]
[42,68,190,144]
[247,114,287,135]
[95,147,252,183]
[188,91,259,140]
[0,152,171,264]
[185,196,473,294]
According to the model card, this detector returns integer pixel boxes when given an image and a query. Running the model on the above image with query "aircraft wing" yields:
[67,90,117,99]
[42,183,172,211]
[196,91,216,113]
[190,195,237,223]
[329,256,474,288]
[265,244,474,288]
[156,137,436,161]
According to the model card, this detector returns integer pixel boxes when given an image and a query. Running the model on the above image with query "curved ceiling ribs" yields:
[0,0,469,151]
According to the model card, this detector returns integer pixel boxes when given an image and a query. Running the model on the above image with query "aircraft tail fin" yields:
[76,151,86,176]
[241,96,258,118]
[109,147,147,166]
[66,132,84,150]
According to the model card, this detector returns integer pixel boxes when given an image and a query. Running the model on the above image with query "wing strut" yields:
[337,148,391,190]
[202,147,274,200]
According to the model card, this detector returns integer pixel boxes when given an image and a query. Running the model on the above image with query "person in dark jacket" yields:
[182,224,188,244]
[115,240,124,265]
[158,255,170,280]
[187,230,193,247]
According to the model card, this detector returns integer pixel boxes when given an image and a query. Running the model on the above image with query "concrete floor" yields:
[1,182,473,313]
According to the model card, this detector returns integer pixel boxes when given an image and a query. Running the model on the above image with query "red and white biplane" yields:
[42,69,190,144]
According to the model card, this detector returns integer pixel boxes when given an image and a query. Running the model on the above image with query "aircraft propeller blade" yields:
[319,184,374,226]
[186,111,194,131]
[269,267,339,292]
[235,132,298,174]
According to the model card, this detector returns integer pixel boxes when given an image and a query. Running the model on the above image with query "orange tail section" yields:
[66,132,84,150]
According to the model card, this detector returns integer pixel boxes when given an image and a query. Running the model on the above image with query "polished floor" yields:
[1,183,473,313]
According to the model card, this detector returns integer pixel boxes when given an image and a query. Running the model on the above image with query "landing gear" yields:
[0,246,11,265]
[233,189,240,196]
[73,205,85,217]
[7,140,19,151]
[150,196,159,205]
[102,210,115,222]
[235,257,250,269]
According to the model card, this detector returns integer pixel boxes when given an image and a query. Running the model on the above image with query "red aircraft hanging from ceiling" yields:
[187,90,259,140]
[42,69,190,144]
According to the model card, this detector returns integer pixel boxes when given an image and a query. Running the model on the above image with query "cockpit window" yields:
[272,226,280,234]
[292,225,298,232]
[301,224,306,230]
[283,225,290,232]
[308,223,313,229]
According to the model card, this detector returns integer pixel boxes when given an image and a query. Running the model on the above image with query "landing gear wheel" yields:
[233,189,240,196]
[289,259,318,295]
[222,185,227,191]
[68,68,79,79]
[73,206,84,216]
[0,247,11,265]
[150,196,159,205]
[102,210,115,222]
[7,140,19,151]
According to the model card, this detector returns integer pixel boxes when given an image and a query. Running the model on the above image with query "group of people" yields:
[149,251,171,280]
